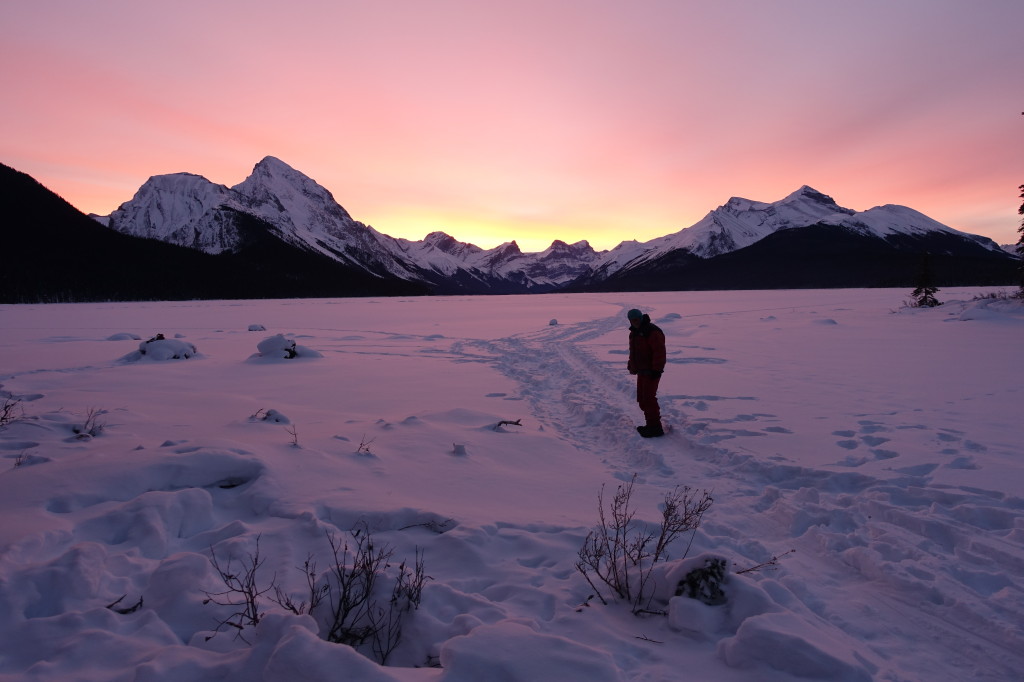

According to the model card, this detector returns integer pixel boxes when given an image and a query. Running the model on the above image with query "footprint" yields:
[833,430,856,438]
[6,453,51,468]
[673,357,727,365]
[894,463,938,476]
[836,440,860,450]
[872,449,900,460]
[764,426,793,434]
[700,434,736,444]
[858,421,889,434]
[861,436,890,447]
[0,441,39,450]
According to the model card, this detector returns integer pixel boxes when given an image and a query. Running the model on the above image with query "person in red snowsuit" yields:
[626,308,666,437]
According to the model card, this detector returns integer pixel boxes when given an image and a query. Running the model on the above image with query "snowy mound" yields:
[957,295,1024,322]
[119,334,198,362]
[250,333,323,361]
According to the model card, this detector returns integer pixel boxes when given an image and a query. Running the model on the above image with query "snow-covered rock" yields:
[251,333,322,360]
[119,334,198,362]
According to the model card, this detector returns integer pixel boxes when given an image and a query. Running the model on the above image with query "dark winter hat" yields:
[627,309,643,320]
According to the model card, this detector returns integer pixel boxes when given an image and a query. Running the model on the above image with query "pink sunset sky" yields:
[2,0,1020,252]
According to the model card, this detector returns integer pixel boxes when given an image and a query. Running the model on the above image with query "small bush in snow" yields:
[315,525,428,664]
[972,290,1019,302]
[576,473,713,613]
[203,525,428,665]
[204,535,272,644]
[0,396,23,428]
[249,408,291,424]
[71,407,106,439]
[675,557,728,605]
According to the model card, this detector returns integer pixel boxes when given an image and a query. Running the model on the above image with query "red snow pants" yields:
[636,374,661,427]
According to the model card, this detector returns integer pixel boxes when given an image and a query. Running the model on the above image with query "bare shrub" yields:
[202,525,428,663]
[356,434,375,456]
[106,594,144,614]
[0,397,23,428]
[576,473,713,612]
[735,548,796,575]
[72,407,106,439]
[317,524,428,663]
[203,535,273,643]
[272,554,329,616]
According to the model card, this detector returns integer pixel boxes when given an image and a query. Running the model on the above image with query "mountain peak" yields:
[253,155,297,172]
[421,231,482,257]
[239,156,313,189]
[779,185,840,209]
[232,157,353,225]
[103,172,238,252]
[424,230,455,244]
[541,239,598,259]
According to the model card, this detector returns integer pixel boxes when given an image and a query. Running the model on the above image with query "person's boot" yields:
[638,422,664,438]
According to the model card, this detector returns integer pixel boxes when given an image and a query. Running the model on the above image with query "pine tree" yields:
[1016,184,1024,297]
[911,252,941,307]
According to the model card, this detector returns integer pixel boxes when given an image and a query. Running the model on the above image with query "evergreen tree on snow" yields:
[911,253,941,308]
[1016,184,1024,297]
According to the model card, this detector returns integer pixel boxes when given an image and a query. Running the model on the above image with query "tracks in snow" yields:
[463,310,1024,681]
[466,311,683,481]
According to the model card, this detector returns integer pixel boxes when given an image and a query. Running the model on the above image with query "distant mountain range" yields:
[2,157,1017,302]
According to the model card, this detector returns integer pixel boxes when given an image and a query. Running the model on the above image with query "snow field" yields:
[0,289,1021,681]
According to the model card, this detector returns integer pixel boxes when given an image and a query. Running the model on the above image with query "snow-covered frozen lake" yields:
[1,288,1021,681]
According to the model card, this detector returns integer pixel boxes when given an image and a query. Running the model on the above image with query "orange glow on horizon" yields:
[2,1,1021,250]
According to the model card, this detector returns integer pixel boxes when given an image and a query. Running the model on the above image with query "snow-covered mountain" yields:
[588,186,1007,277]
[104,172,239,253]
[97,159,1015,294]
[572,186,1014,290]
[105,158,420,282]
[102,158,597,294]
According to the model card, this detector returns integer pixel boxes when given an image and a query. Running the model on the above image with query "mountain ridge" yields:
[96,156,1014,294]
[4,157,1016,300]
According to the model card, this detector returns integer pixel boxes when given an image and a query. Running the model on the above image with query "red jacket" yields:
[628,315,666,374]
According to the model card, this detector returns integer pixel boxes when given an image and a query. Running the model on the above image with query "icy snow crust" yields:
[0,290,1021,681]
